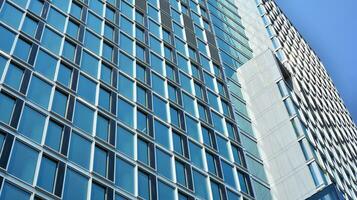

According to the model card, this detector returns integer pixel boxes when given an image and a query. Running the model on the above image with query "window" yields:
[136,86,148,107]
[152,74,165,97]
[198,103,208,122]
[158,181,174,200]
[119,52,134,77]
[105,6,115,22]
[67,20,79,39]
[47,7,66,31]
[153,95,167,120]
[232,145,244,166]
[149,35,161,54]
[155,120,170,149]
[0,25,15,53]
[70,2,82,19]
[212,112,224,134]
[27,76,52,109]
[0,2,23,29]
[222,161,237,189]
[120,1,133,19]
[29,0,44,16]
[173,132,184,155]
[99,87,111,111]
[156,148,172,180]
[150,53,163,75]
[37,156,57,193]
[0,56,6,78]
[57,64,72,87]
[137,139,149,165]
[193,170,209,200]
[102,42,114,61]
[136,44,145,61]
[84,30,100,54]
[34,49,58,80]
[45,120,63,152]
[118,73,134,100]
[182,93,196,117]
[100,64,112,85]
[216,135,230,160]
[116,126,134,158]
[13,38,32,62]
[138,171,150,200]
[210,181,222,200]
[91,183,106,200]
[135,11,144,25]
[77,74,97,104]
[177,55,189,73]
[41,27,62,55]
[0,182,30,200]
[0,93,16,124]
[120,33,133,55]
[175,160,187,187]
[170,106,181,128]
[206,152,217,175]
[4,63,24,91]
[166,64,176,81]
[117,98,134,127]
[162,29,171,44]
[8,141,38,184]
[137,110,148,134]
[189,141,203,169]
[52,0,69,12]
[96,115,109,141]
[19,106,46,143]
[168,85,178,103]
[135,26,145,42]
[104,23,114,40]
[89,0,103,16]
[93,146,107,177]
[116,157,134,194]
[69,132,91,169]
[62,40,76,61]
[73,101,94,134]
[237,171,251,195]
[52,90,68,117]
[186,115,199,141]
[191,64,200,79]
[63,168,88,200]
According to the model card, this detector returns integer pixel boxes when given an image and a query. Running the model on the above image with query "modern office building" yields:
[0,0,355,200]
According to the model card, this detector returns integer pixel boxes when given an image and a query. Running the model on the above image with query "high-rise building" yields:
[0,0,355,200]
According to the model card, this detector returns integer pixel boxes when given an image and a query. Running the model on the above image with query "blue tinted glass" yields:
[81,51,99,78]
[177,55,189,73]
[186,116,199,141]
[42,27,62,54]
[29,0,43,16]
[67,20,79,39]
[135,27,144,42]
[104,24,114,40]
[227,190,240,200]
[102,42,113,61]
[19,106,46,143]
[150,53,163,74]
[34,49,58,80]
[210,181,221,200]
[8,141,38,184]
[0,25,15,53]
[156,148,172,180]
[118,74,133,100]
[206,152,216,175]
[0,55,7,77]
[152,74,165,97]
[173,132,183,155]
[37,157,57,192]
[207,91,219,111]
[120,33,133,55]
[0,93,15,124]
[96,115,109,141]
[63,168,88,200]
[0,3,23,29]
[0,182,30,200]
[153,95,167,120]
[100,64,112,84]
[62,41,76,61]
[212,112,224,133]
[189,141,203,169]
[193,170,209,199]
[117,126,134,158]
[148,19,160,37]
[136,64,146,82]
[87,12,102,34]
[121,1,133,19]
[70,2,82,19]
[52,0,69,12]
[180,73,192,93]
[149,35,161,54]
[45,120,63,151]
[0,134,5,150]
[47,7,66,31]
[119,52,134,77]
[69,132,91,169]
[116,158,134,193]
[136,86,147,107]
[158,181,174,200]
[77,75,96,104]
[147,5,159,21]
[99,88,110,111]
[73,101,94,134]
[137,139,148,164]
[91,183,105,200]
[120,16,133,35]
[13,39,31,61]
[117,98,134,127]
[57,64,72,87]
[222,161,237,189]
[52,90,68,117]
[138,171,150,200]
[137,110,148,134]
[154,120,170,149]
[94,146,107,177]
[217,135,230,160]
[4,64,24,91]
[175,161,187,186]
[182,93,195,116]
[27,76,52,108]
[238,172,249,194]
[89,0,103,16]
[84,30,100,54]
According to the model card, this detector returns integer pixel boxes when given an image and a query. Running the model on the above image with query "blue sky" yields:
[275,0,357,123]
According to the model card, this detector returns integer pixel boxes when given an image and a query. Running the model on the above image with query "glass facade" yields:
[0,0,270,199]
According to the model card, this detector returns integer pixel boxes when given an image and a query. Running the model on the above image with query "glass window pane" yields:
[91,183,106,200]
[0,25,16,53]
[47,7,66,31]
[84,30,100,54]
[120,33,133,55]
[173,132,183,155]
[0,2,23,29]
[100,64,112,85]
[77,75,97,104]
[137,110,148,134]
[34,49,58,80]
[73,101,94,134]
[152,74,165,97]
[117,98,134,127]
[156,148,172,180]
[0,93,16,124]
[29,0,43,16]
[63,168,88,200]
[186,116,199,141]
[87,12,102,34]
[154,120,170,149]
[216,135,230,160]
[81,51,99,78]
[42,27,62,55]
[117,126,134,158]
[37,157,57,192]
[52,90,68,117]
[51,0,69,12]
[69,132,91,169]
[13,38,31,62]
[222,160,237,189]
[138,171,150,200]
[137,139,149,165]
[118,52,134,77]
[193,170,209,200]
[116,157,134,194]
[93,146,107,177]
[99,88,110,111]
[153,95,167,121]
[8,141,38,184]
[158,180,174,200]
[189,141,203,169]
[118,74,134,100]
[96,115,109,141]
[19,106,46,143]
[27,76,52,109]
[175,160,187,187]
[57,64,72,87]
[45,120,63,152]
[4,63,24,91]
[0,182,30,200]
